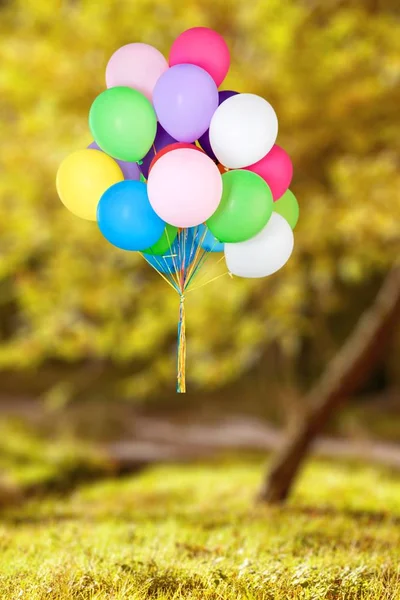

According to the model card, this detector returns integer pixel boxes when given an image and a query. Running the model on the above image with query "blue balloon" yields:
[143,228,201,274]
[97,180,165,251]
[198,224,224,252]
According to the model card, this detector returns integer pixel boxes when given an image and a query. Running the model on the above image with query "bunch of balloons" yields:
[56,27,299,392]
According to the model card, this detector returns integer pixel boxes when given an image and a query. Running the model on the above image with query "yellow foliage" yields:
[0,0,399,396]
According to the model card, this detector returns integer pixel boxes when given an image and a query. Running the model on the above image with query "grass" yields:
[0,453,400,599]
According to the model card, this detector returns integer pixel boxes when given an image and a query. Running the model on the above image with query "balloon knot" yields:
[136,160,143,165]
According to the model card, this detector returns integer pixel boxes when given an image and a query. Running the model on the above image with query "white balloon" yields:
[209,93,278,169]
[225,213,294,278]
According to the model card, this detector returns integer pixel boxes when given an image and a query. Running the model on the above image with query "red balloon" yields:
[148,142,204,173]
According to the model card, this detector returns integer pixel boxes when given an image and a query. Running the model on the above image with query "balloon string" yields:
[185,235,219,290]
[180,229,186,290]
[184,250,206,290]
[186,253,225,290]
[165,228,181,290]
[186,247,212,288]
[182,226,194,283]
[186,224,201,280]
[176,230,186,292]
[160,249,180,290]
[186,270,230,293]
[176,293,186,393]
[142,227,226,393]
[140,253,180,293]
[184,227,208,287]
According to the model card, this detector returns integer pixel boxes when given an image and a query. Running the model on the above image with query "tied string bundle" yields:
[141,226,228,393]
[177,293,186,393]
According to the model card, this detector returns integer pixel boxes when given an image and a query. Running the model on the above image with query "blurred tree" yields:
[259,265,400,503]
[0,0,399,402]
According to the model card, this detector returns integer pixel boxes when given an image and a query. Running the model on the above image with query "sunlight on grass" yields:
[0,458,400,598]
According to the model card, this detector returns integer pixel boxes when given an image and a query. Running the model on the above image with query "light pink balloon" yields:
[147,148,223,227]
[246,145,293,201]
[106,43,168,101]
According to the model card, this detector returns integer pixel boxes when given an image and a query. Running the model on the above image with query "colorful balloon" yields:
[153,64,219,143]
[88,141,140,180]
[144,224,178,255]
[56,149,123,221]
[206,170,273,243]
[147,147,222,228]
[198,224,224,253]
[246,145,293,201]
[169,27,230,87]
[225,213,294,278]
[217,163,229,174]
[97,180,165,251]
[89,87,157,162]
[209,93,278,169]
[106,43,168,101]
[198,90,238,161]
[273,189,299,230]
[149,142,203,173]
[138,123,177,179]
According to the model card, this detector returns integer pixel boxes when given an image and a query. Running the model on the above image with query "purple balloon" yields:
[138,122,177,179]
[153,64,219,143]
[198,90,238,161]
[88,141,140,180]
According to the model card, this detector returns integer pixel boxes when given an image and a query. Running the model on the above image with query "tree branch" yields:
[258,265,400,503]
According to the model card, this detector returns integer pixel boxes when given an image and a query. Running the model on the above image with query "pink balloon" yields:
[169,27,230,87]
[246,145,293,201]
[147,148,223,228]
[106,43,168,101]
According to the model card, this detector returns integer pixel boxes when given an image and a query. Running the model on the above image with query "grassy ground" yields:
[1,452,400,599]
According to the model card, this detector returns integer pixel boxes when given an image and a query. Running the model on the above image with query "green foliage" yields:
[1,458,400,599]
[0,0,399,396]
[0,421,111,493]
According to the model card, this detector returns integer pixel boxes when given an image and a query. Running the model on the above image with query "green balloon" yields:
[144,224,178,256]
[89,87,157,162]
[273,189,299,230]
[207,170,273,243]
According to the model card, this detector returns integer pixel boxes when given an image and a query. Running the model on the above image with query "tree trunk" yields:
[258,266,400,504]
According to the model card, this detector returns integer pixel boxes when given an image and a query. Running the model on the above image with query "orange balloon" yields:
[217,163,229,174]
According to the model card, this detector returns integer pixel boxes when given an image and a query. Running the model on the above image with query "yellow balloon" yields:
[56,149,124,221]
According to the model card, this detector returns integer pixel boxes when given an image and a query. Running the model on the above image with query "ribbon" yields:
[176,293,186,393]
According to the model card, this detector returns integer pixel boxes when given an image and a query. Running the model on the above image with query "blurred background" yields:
[0,0,399,503]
